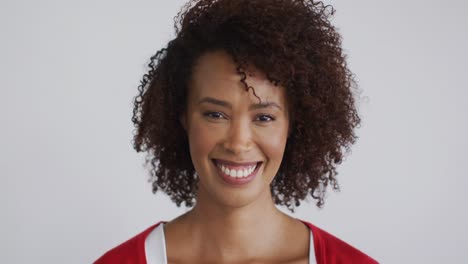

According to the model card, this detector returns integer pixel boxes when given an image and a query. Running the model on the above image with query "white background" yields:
[1,0,467,263]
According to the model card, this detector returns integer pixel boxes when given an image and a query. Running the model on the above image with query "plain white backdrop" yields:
[1,0,467,263]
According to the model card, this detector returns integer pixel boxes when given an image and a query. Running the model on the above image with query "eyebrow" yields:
[198,97,283,111]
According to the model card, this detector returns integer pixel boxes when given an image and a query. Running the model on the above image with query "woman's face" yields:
[182,50,289,208]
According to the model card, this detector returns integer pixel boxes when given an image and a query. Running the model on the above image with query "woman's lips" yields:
[213,159,259,167]
[212,159,262,186]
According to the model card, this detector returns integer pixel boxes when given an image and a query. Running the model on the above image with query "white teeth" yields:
[217,162,258,178]
[229,169,237,177]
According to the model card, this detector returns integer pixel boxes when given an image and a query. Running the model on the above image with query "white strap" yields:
[309,228,316,264]
[144,223,167,264]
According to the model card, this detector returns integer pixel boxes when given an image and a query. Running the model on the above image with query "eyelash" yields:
[203,111,276,122]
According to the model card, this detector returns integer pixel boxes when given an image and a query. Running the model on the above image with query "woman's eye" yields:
[203,112,275,122]
[256,114,275,122]
[204,111,225,119]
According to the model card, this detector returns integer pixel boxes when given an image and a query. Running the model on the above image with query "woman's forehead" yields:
[189,50,286,104]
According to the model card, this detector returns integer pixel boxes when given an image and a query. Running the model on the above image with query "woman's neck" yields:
[168,188,299,262]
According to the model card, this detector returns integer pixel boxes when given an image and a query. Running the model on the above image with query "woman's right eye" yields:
[203,111,225,119]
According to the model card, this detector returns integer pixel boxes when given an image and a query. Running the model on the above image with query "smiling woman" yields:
[95,0,378,263]
[183,50,290,209]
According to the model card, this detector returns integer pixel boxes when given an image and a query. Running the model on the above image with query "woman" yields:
[95,0,378,263]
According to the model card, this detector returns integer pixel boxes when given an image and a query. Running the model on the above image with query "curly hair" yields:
[132,0,360,211]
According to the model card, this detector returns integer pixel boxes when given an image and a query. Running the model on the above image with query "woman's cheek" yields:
[188,117,219,156]
[258,124,288,162]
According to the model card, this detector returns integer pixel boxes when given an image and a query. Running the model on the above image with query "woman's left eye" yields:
[256,114,275,122]
[203,111,225,119]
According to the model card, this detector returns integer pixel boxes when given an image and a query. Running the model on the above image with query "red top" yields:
[94,220,378,264]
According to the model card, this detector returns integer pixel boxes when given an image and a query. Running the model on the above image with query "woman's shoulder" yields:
[299,219,379,264]
[93,221,164,264]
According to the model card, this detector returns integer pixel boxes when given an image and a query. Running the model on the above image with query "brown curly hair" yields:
[132,0,360,211]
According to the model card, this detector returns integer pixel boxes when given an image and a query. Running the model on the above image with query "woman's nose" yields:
[222,118,252,155]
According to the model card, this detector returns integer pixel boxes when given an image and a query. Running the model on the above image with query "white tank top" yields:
[144,223,317,264]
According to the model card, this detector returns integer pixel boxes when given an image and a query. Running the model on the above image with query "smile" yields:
[212,159,262,185]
